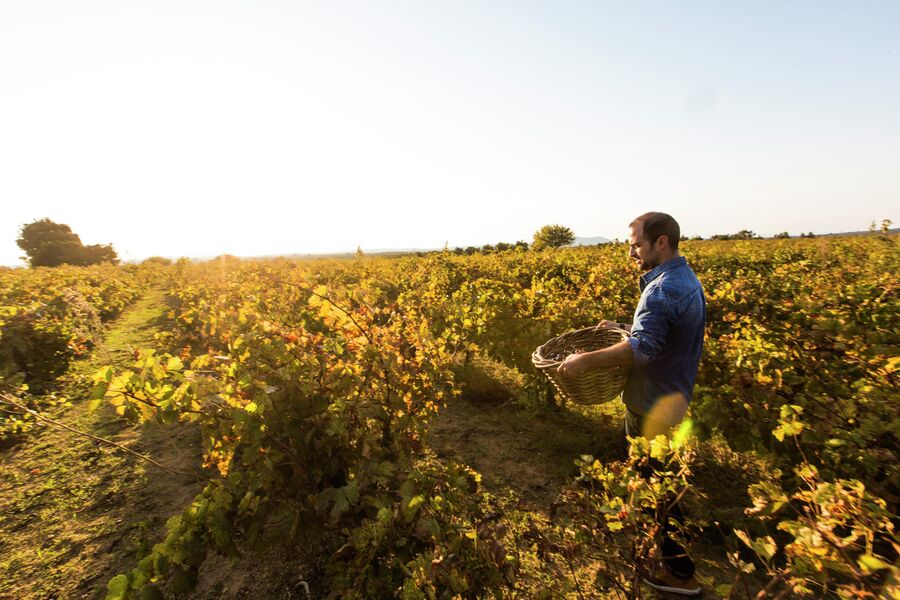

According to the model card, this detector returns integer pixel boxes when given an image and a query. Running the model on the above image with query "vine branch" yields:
[0,391,202,481]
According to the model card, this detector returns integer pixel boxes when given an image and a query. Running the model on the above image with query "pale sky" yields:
[1,1,898,265]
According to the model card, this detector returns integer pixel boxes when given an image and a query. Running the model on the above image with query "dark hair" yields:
[630,212,680,251]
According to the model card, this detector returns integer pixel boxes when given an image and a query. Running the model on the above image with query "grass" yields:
[0,286,314,599]
[0,287,204,599]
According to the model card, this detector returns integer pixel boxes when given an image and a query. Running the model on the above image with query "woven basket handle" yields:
[597,325,631,335]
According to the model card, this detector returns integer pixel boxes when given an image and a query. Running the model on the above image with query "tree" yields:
[16,218,119,267]
[142,256,173,266]
[532,224,574,251]
[774,232,790,239]
[79,244,118,264]
[16,218,80,255]
[710,230,760,241]
[881,218,893,234]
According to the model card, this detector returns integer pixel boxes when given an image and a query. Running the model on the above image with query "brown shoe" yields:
[642,564,702,596]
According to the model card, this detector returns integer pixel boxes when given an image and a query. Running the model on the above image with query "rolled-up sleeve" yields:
[628,286,670,366]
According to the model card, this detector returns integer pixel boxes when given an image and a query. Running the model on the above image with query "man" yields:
[556,212,706,596]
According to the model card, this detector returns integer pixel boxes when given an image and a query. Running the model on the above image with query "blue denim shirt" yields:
[623,256,706,425]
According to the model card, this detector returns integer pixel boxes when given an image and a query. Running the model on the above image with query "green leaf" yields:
[751,536,777,561]
[628,435,650,457]
[153,552,170,576]
[342,481,359,506]
[399,479,416,503]
[747,480,788,516]
[170,567,194,595]
[650,435,669,461]
[715,583,734,596]
[773,404,805,441]
[330,482,359,520]
[105,574,129,600]
[858,554,891,573]
[795,463,819,481]
[140,585,164,600]
[734,529,753,548]
[407,495,424,512]
[90,381,109,401]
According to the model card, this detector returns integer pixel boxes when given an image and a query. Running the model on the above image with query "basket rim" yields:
[532,326,630,370]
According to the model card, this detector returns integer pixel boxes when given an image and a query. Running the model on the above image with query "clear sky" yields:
[1,1,898,265]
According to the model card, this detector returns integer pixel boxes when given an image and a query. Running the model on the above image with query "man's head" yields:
[628,212,680,271]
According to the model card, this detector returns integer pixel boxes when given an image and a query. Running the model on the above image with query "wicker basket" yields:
[532,326,631,405]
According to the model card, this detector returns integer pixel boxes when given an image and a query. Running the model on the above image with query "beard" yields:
[635,254,659,271]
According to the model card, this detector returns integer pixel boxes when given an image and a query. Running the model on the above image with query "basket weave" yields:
[532,326,631,405]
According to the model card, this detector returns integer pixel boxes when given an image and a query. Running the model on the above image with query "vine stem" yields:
[756,568,791,599]
[0,392,202,480]
[564,548,587,600]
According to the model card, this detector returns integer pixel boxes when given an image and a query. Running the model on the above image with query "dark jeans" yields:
[622,408,696,579]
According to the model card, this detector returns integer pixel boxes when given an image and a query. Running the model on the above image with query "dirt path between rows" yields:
[0,287,204,600]
[428,396,622,509]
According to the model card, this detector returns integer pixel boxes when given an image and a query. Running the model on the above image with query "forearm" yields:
[580,340,634,368]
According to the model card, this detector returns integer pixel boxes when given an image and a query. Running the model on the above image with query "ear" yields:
[655,235,669,250]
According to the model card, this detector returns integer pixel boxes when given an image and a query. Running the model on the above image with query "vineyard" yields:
[0,236,897,599]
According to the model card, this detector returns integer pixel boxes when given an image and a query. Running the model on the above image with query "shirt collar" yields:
[640,255,687,289]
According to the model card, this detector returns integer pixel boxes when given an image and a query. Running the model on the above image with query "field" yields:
[1,236,897,599]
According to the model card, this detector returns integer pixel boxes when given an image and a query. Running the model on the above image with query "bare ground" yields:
[427,356,769,598]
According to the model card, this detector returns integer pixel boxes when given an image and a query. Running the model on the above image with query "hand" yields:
[595,320,631,333]
[556,352,591,378]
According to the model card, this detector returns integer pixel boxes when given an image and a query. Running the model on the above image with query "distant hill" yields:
[813,228,898,238]
[118,236,615,264]
[569,236,612,246]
